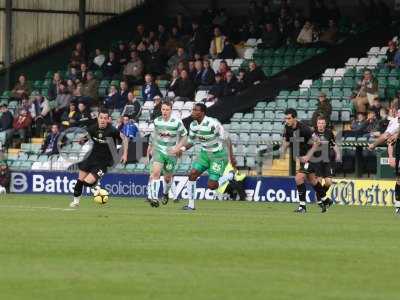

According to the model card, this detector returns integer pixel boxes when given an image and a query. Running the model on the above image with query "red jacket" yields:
[13,114,32,130]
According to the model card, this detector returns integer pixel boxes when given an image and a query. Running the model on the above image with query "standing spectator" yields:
[352,69,379,113]
[41,124,60,156]
[32,91,50,137]
[278,7,293,42]
[122,92,142,121]
[150,96,162,120]
[171,69,195,101]
[311,92,332,126]
[209,27,227,59]
[12,74,31,100]
[245,61,266,86]
[142,74,162,101]
[103,51,121,79]
[0,103,14,148]
[223,71,241,96]
[123,51,144,86]
[167,47,188,74]
[0,161,10,193]
[54,81,72,122]
[297,20,314,45]
[116,81,130,110]
[72,41,86,63]
[92,48,105,70]
[104,85,119,109]
[61,102,79,129]
[82,71,99,105]
[76,100,93,128]
[189,20,209,56]
[12,109,32,145]
[386,41,398,68]
[201,60,215,86]
[261,23,281,49]
[77,63,88,84]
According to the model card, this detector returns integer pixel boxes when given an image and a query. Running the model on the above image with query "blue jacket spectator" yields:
[41,124,60,155]
[142,74,162,101]
[118,115,139,140]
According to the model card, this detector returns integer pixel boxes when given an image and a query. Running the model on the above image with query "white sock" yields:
[73,196,80,203]
[151,179,161,200]
[170,181,176,200]
[187,180,196,208]
[395,200,400,208]
[218,172,234,186]
[163,179,172,196]
[147,181,151,199]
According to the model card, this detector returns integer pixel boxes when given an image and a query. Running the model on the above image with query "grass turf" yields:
[0,194,399,300]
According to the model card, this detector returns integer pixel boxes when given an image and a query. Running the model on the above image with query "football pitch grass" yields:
[0,195,399,300]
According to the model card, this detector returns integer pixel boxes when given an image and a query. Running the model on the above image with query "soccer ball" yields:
[93,188,109,204]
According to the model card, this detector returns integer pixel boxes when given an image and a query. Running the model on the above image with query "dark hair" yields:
[161,101,173,108]
[98,108,110,116]
[316,115,327,122]
[284,108,297,118]
[195,103,207,113]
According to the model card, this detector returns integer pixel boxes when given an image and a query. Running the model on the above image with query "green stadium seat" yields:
[231,112,243,121]
[254,102,267,111]
[254,111,264,121]
[264,111,275,121]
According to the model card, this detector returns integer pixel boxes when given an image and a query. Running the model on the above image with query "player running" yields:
[387,131,400,214]
[69,109,128,208]
[280,108,332,213]
[171,103,235,211]
[147,101,188,207]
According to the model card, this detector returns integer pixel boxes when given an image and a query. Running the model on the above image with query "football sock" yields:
[147,181,151,199]
[163,179,172,196]
[170,181,176,200]
[218,172,234,186]
[73,179,84,197]
[313,181,327,202]
[187,180,197,208]
[151,179,161,200]
[297,183,306,207]
[395,183,400,208]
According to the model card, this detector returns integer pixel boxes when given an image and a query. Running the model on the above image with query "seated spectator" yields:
[19,94,36,119]
[115,42,129,65]
[123,51,144,86]
[142,74,162,101]
[77,63,88,84]
[104,85,119,109]
[0,161,10,192]
[61,101,79,129]
[220,37,237,59]
[167,47,188,74]
[350,112,367,137]
[207,73,226,102]
[12,74,31,100]
[237,69,247,90]
[386,40,397,68]
[122,92,142,121]
[212,9,228,28]
[41,124,60,156]
[370,97,382,119]
[118,115,139,141]
[297,20,314,45]
[167,69,180,98]
[210,27,227,59]
[147,40,165,77]
[245,61,266,86]
[0,103,14,148]
[311,92,332,126]
[364,110,380,137]
[319,19,338,45]
[12,109,32,145]
[32,91,50,137]
[76,100,93,128]
[72,41,86,63]
[376,107,390,133]
[218,60,230,80]
[68,67,78,82]
[66,79,76,94]
[137,41,151,68]
[352,69,379,113]
[261,22,281,48]
[133,23,147,45]
[165,27,184,57]
[54,81,72,122]
[116,81,129,110]
[171,69,195,101]
[150,96,162,120]
[223,71,241,97]
[200,60,215,86]
[193,60,204,87]
[49,72,63,100]
[188,60,196,80]
[103,51,121,79]
[157,24,169,46]
[92,48,105,70]
[82,71,99,105]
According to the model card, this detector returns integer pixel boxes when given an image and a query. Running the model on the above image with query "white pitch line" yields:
[0,205,77,211]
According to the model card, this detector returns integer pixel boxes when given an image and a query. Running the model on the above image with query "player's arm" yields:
[300,126,315,163]
[388,141,397,168]
[224,135,236,167]
[119,132,129,164]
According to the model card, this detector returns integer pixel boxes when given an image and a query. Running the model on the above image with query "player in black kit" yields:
[281,109,332,213]
[387,130,400,214]
[70,109,128,208]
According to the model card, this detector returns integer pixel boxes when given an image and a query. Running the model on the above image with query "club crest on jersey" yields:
[160,131,172,137]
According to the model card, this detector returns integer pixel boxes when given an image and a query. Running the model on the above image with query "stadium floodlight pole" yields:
[78,0,86,34]
[4,0,12,89]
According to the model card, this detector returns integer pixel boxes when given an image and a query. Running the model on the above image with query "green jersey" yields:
[152,116,187,155]
[188,116,225,153]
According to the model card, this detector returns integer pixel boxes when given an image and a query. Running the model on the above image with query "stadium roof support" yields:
[4,0,11,89]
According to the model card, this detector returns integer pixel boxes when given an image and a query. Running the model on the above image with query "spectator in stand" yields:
[0,161,10,192]
[157,24,169,46]
[92,48,105,70]
[77,63,88,84]
[66,79,76,94]
[370,97,382,119]
[19,94,36,119]
[142,74,162,101]
[150,96,162,120]
[171,69,195,102]
[123,51,144,86]
[220,37,237,59]
[82,71,99,105]
[61,101,79,129]
[122,92,142,121]
[193,60,204,87]
[167,69,180,98]
[212,8,228,28]
[245,61,266,86]
[210,27,227,59]
[188,60,196,80]
[261,22,281,49]
[32,91,50,137]
[103,51,121,79]
[352,69,378,113]
[297,20,314,45]
[54,81,72,123]
[319,19,338,45]
[167,47,188,74]
[201,60,215,87]
[350,112,367,137]
[147,40,165,77]
[12,74,31,100]
[364,110,379,137]
[223,71,241,97]
[207,73,226,102]
[248,1,263,27]
[189,20,209,57]
[41,124,60,156]
[376,107,390,134]
[72,82,83,100]
[165,26,184,57]
[327,0,341,21]
[12,109,32,145]
[72,42,86,63]
[311,92,332,126]
[118,115,139,141]
[116,81,129,110]
[218,60,230,80]
[0,103,13,147]
[137,41,151,69]
[49,72,63,100]
[133,24,147,45]
[76,100,93,128]
[116,42,129,66]
[237,69,247,90]
[386,40,398,68]
[104,85,118,109]
[278,7,294,43]
[68,66,78,82]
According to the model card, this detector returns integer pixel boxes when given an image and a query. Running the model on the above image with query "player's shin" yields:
[73,179,84,203]
[297,183,307,208]
[395,182,400,213]
[163,178,172,196]
[313,181,329,212]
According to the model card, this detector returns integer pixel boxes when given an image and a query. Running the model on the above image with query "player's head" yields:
[284,108,297,127]
[161,101,172,119]
[98,108,110,128]
[316,116,327,132]
[192,103,207,121]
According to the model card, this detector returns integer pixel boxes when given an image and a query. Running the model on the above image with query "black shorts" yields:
[78,159,108,179]
[395,158,400,176]
[298,162,315,174]
[311,162,335,178]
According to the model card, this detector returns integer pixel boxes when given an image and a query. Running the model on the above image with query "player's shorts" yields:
[298,162,316,175]
[78,159,108,179]
[395,158,400,177]
[152,150,177,174]
[310,162,335,178]
[192,149,228,181]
